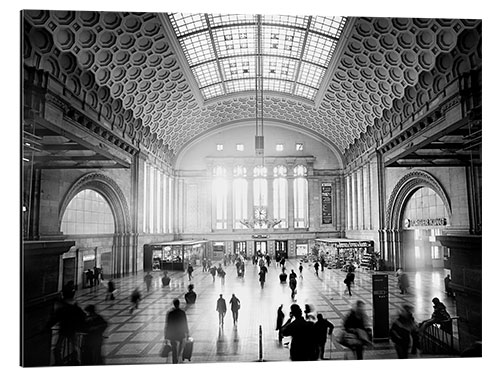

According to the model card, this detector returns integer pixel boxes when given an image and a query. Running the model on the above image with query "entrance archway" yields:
[384,170,452,270]
[59,173,133,278]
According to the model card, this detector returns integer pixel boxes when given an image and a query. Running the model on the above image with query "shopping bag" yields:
[160,340,172,358]
[182,337,194,361]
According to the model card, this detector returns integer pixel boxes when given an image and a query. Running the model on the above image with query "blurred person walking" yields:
[389,305,420,359]
[184,284,197,304]
[129,288,141,313]
[164,298,189,364]
[340,300,371,360]
[216,294,227,327]
[105,280,116,301]
[229,293,241,325]
[187,263,194,281]
[344,270,355,296]
[144,272,153,292]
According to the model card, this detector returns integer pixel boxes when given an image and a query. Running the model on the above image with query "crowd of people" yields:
[46,256,461,365]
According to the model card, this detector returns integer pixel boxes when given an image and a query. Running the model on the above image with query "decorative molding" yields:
[385,170,452,229]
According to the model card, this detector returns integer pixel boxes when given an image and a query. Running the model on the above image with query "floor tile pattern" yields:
[71,259,457,364]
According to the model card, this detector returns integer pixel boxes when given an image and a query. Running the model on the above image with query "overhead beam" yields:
[32,155,110,162]
[386,161,469,168]
[41,143,89,151]
[27,114,131,168]
[420,142,466,150]
[383,117,471,167]
[30,161,126,169]
[400,153,479,160]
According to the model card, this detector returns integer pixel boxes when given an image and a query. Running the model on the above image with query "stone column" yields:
[352,171,358,231]
[367,162,373,230]
[287,175,294,230]
[358,167,364,230]
[346,174,352,230]
[227,176,234,231]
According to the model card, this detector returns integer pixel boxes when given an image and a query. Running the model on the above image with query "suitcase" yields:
[183,337,194,361]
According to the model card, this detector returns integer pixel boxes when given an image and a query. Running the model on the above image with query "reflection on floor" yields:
[71,259,457,364]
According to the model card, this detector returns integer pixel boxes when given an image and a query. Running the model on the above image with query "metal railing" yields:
[420,317,460,356]
[51,328,87,366]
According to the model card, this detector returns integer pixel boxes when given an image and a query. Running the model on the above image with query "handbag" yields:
[160,340,172,358]
[338,330,361,348]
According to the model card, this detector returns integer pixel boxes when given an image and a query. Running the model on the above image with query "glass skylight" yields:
[168,13,347,101]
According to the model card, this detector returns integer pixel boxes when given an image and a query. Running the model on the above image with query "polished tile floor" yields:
[72,259,457,365]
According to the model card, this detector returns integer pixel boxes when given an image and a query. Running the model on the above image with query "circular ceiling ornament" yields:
[437,28,457,51]
[77,29,96,48]
[96,49,113,66]
[95,67,111,85]
[123,15,142,33]
[25,9,50,25]
[127,66,142,80]
[373,17,391,33]
[379,34,396,49]
[98,31,116,48]
[102,12,122,30]
[53,11,75,25]
[118,34,135,49]
[77,50,94,69]
[54,27,75,50]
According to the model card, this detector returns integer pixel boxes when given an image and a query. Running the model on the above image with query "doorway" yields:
[234,241,247,257]
[255,241,267,256]
[275,240,288,259]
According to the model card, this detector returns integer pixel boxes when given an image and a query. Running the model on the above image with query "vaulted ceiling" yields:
[22,10,481,168]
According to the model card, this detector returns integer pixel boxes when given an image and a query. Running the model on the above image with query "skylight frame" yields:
[168,12,347,102]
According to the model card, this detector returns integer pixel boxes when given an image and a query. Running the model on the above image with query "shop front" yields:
[144,240,208,272]
[315,239,375,269]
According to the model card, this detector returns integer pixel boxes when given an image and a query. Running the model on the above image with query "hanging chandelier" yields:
[240,15,281,230]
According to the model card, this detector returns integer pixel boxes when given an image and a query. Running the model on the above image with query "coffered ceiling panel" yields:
[22,10,481,160]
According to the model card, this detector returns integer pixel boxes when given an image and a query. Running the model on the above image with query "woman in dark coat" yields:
[342,300,371,359]
[389,305,419,358]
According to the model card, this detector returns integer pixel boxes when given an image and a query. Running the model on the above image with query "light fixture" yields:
[239,15,281,230]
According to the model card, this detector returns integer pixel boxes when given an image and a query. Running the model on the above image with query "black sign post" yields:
[321,183,332,224]
[372,274,389,341]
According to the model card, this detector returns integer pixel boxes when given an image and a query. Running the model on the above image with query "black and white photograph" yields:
[13,0,493,373]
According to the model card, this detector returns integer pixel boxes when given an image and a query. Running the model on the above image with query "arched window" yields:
[213,166,228,229]
[253,165,268,207]
[233,166,248,229]
[273,165,288,228]
[61,189,115,234]
[293,165,308,228]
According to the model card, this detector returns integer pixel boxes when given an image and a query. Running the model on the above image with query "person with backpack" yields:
[344,270,355,296]
[229,293,241,325]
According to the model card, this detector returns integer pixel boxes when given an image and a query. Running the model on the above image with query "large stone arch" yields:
[59,172,133,277]
[385,170,452,229]
[59,172,131,233]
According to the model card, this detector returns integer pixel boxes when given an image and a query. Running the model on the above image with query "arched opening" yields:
[59,173,132,278]
[400,187,450,270]
[385,170,452,270]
